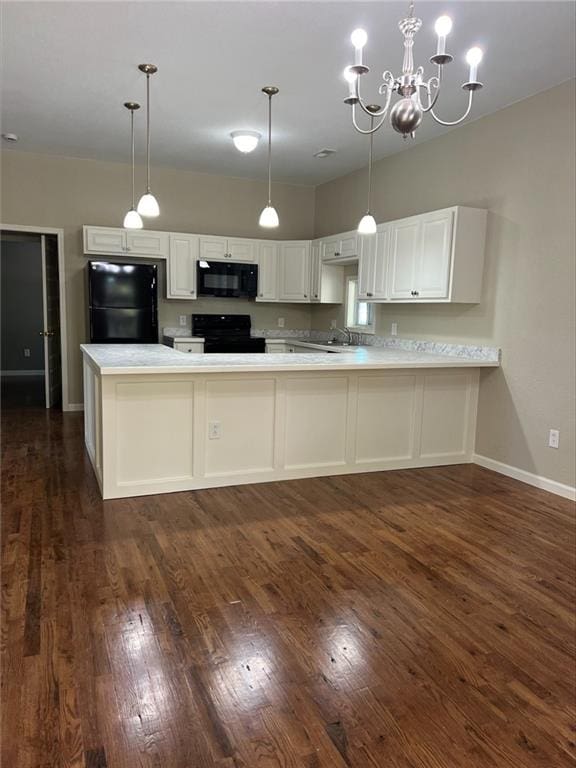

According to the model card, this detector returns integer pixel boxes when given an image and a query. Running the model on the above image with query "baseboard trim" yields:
[64,403,84,412]
[473,454,576,501]
[1,370,44,377]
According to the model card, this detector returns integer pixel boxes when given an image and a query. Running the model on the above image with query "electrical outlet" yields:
[179,315,187,327]
[330,319,337,330]
[24,348,31,358]
[391,322,398,337]
[277,317,285,328]
[548,429,560,449]
[209,421,222,440]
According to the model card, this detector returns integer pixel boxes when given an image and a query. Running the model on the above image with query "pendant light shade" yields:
[358,214,377,234]
[259,205,279,228]
[357,108,378,235]
[123,101,143,230]
[123,209,143,229]
[259,86,279,229]
[137,64,160,218]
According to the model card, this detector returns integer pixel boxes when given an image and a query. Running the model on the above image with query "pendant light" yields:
[259,86,279,228]
[357,107,378,235]
[137,63,160,217]
[123,102,143,229]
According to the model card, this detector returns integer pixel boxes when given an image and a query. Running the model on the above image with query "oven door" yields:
[196,261,258,298]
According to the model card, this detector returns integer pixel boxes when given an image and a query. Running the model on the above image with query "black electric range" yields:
[191,314,266,354]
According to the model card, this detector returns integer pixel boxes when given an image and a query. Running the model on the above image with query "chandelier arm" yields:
[355,74,394,119]
[430,88,474,127]
[419,65,443,113]
[352,102,389,134]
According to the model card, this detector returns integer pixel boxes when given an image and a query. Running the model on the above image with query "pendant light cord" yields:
[146,74,151,192]
[367,115,374,213]
[131,109,136,207]
[267,94,272,205]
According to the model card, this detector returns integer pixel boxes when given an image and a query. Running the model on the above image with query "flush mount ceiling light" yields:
[2,133,18,143]
[343,1,485,138]
[137,63,160,218]
[258,86,280,229]
[230,130,261,154]
[357,105,379,235]
[122,102,143,230]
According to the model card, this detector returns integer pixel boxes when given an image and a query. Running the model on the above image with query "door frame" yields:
[0,224,70,411]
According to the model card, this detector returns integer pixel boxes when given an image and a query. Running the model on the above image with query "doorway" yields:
[0,231,62,408]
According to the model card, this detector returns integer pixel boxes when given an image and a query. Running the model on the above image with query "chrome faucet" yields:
[335,327,353,345]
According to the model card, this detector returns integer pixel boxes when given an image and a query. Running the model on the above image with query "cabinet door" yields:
[388,219,420,300]
[125,230,169,257]
[321,237,340,261]
[278,242,311,302]
[227,238,257,263]
[199,236,228,261]
[167,234,199,299]
[257,242,278,302]
[339,232,358,259]
[174,340,204,353]
[84,227,126,254]
[373,225,391,299]
[358,235,376,299]
[416,211,453,299]
[310,242,321,302]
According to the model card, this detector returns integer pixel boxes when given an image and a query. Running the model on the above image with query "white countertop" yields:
[81,343,499,375]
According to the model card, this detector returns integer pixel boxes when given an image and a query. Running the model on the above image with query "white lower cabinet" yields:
[167,234,199,299]
[278,242,311,302]
[256,242,279,302]
[173,340,204,353]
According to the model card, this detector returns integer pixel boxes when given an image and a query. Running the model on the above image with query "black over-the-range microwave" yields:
[196,260,258,299]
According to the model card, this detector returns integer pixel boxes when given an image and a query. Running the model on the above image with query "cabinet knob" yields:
[304,294,308,298]
[314,294,318,298]
[367,292,373,297]
[335,251,341,257]
[190,291,195,295]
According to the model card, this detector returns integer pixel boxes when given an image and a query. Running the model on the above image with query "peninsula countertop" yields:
[81,343,500,376]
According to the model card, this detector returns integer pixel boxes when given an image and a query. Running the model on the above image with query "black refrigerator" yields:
[88,261,158,343]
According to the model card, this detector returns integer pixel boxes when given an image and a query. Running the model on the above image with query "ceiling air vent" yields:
[313,148,336,159]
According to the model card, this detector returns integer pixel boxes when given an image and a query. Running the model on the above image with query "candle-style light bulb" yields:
[351,28,367,66]
[466,47,483,82]
[434,16,452,55]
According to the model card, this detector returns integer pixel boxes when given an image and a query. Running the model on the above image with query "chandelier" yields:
[343,1,485,137]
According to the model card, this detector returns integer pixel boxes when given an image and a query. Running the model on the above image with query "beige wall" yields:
[0,151,315,405]
[313,80,576,487]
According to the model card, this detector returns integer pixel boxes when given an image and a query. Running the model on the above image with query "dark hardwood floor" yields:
[1,406,575,768]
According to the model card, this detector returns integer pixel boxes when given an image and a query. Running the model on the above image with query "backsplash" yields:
[165,325,501,362]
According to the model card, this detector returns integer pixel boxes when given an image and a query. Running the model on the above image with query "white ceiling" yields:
[2,1,575,186]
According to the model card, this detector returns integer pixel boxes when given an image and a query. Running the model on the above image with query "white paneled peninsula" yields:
[82,343,498,500]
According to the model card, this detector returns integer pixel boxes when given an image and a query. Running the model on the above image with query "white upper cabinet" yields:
[310,241,344,303]
[387,207,486,303]
[84,227,126,255]
[83,226,169,257]
[321,231,359,261]
[167,234,199,300]
[415,210,453,299]
[388,219,421,300]
[199,235,257,262]
[257,242,279,302]
[358,226,390,300]
[125,230,169,257]
[278,242,311,302]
